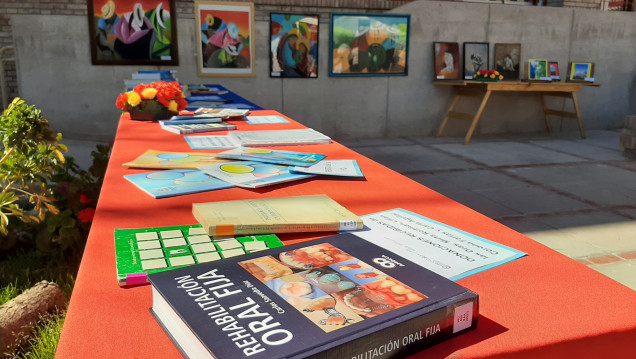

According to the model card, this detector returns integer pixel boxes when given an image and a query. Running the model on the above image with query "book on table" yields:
[114,224,283,286]
[160,122,237,134]
[192,194,363,236]
[161,114,225,125]
[229,129,332,146]
[123,149,231,170]
[213,147,327,167]
[291,160,364,177]
[124,169,234,198]
[148,233,479,359]
[198,161,315,188]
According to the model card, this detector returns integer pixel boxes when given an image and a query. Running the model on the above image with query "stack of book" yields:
[159,108,249,135]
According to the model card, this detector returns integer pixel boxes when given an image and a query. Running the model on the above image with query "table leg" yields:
[464,90,491,145]
[540,93,553,133]
[436,94,461,137]
[571,92,587,139]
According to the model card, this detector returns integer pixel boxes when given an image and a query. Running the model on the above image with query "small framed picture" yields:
[567,62,594,82]
[433,42,460,80]
[494,43,521,81]
[548,61,560,80]
[463,42,489,80]
[527,59,549,80]
[270,13,319,78]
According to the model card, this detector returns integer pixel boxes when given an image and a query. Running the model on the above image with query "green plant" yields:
[0,97,67,237]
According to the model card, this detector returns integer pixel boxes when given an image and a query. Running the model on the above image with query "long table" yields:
[56,97,636,358]
[434,81,601,144]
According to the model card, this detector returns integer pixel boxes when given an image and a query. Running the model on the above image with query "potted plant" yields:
[115,81,188,121]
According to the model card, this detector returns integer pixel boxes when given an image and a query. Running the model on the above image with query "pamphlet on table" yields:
[124,169,233,198]
[245,115,289,124]
[199,161,315,188]
[349,209,526,280]
[114,224,283,286]
[291,160,364,177]
[123,150,230,169]
[160,122,237,135]
[148,233,478,359]
[213,148,326,167]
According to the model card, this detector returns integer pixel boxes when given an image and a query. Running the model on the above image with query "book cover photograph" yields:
[149,233,479,359]
[192,194,364,236]
[123,150,231,169]
[115,224,284,286]
[214,148,327,167]
[124,169,234,198]
[198,161,315,188]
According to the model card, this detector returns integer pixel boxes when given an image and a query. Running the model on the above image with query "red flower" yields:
[115,93,128,109]
[78,208,95,223]
[79,193,93,204]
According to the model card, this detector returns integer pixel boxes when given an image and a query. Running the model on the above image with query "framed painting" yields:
[433,42,460,80]
[87,0,179,65]
[527,59,549,80]
[548,61,560,80]
[329,13,410,77]
[195,1,255,77]
[567,62,594,82]
[494,43,521,81]
[463,42,489,80]
[270,13,319,78]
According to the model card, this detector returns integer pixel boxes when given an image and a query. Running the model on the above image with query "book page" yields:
[349,209,526,280]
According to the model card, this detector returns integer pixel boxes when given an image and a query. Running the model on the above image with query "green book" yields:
[114,224,283,286]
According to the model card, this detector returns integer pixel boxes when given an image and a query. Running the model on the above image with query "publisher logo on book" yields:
[373,255,405,269]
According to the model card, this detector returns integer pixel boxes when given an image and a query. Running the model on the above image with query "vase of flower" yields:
[115,81,188,121]
[474,70,504,82]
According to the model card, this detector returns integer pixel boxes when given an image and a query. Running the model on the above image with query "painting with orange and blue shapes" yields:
[329,13,410,77]
[270,13,319,78]
[195,1,255,77]
[87,0,178,65]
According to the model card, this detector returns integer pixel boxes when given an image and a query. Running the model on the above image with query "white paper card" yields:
[291,160,363,177]
[245,115,289,124]
[185,135,241,149]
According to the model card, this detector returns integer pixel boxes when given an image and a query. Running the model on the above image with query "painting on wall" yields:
[494,43,521,81]
[195,1,255,77]
[329,13,410,77]
[527,59,548,80]
[567,62,594,82]
[463,42,489,80]
[270,13,319,78]
[549,61,560,80]
[433,42,460,80]
[87,0,179,65]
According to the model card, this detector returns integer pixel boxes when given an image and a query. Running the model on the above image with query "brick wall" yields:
[0,0,409,106]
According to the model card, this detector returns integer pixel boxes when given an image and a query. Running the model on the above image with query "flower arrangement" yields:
[115,81,188,121]
[474,70,504,81]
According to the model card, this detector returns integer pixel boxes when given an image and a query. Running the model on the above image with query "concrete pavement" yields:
[343,130,636,291]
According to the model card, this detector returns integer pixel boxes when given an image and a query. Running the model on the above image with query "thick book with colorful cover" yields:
[198,161,315,188]
[148,233,479,359]
[115,224,283,286]
[213,148,326,167]
[192,194,364,236]
[160,122,237,134]
[229,129,332,146]
[123,150,231,169]
[124,169,234,198]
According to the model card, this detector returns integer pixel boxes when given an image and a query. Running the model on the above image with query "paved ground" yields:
[342,130,636,291]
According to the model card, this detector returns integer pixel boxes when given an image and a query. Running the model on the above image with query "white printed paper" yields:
[349,209,526,280]
[185,135,241,149]
[245,115,289,124]
[291,160,363,177]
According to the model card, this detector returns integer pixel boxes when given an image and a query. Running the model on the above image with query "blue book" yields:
[198,161,314,188]
[148,233,479,359]
[124,169,233,198]
[214,148,326,167]
[162,114,224,124]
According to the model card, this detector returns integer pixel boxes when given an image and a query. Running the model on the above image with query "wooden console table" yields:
[435,81,601,144]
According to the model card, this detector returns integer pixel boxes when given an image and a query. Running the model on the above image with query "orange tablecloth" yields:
[56,110,636,358]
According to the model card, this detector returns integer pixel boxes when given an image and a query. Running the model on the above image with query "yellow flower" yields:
[141,88,158,100]
[495,71,500,76]
[168,100,178,112]
[499,75,504,80]
[490,74,496,79]
[126,91,141,106]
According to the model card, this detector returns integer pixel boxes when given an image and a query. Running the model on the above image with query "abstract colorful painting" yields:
[195,1,255,77]
[528,59,548,80]
[329,13,410,77]
[270,13,319,78]
[433,42,460,80]
[87,0,178,65]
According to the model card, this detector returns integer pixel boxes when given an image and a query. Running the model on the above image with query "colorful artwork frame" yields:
[463,42,489,80]
[270,13,319,78]
[567,62,594,82]
[494,43,521,81]
[433,42,460,80]
[329,13,410,77]
[87,0,179,65]
[527,59,549,80]
[548,61,560,80]
[195,1,255,77]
